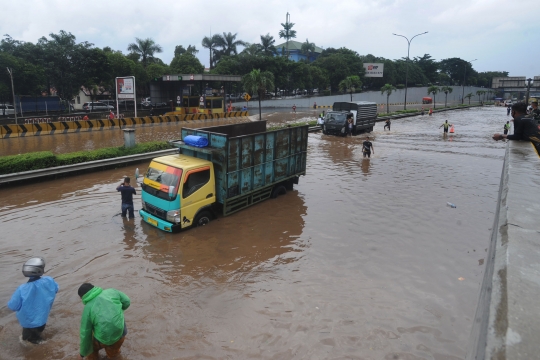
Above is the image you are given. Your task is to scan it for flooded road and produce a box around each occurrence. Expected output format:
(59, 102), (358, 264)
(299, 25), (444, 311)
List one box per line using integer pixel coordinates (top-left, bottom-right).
(0, 107), (508, 359)
(0, 118), (250, 156)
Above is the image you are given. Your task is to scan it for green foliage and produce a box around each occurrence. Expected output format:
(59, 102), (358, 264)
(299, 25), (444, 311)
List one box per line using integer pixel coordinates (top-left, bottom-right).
(0, 141), (170, 175)
(339, 75), (362, 101)
(243, 69), (275, 120)
(127, 37), (163, 68)
(170, 53), (204, 74)
(314, 48), (364, 91)
(396, 84), (405, 89)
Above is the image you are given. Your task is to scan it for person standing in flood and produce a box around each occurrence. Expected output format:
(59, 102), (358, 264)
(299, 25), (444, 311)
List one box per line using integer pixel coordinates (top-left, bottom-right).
(362, 137), (374, 158)
(347, 115), (353, 137)
(116, 177), (136, 218)
(439, 120), (452, 134)
(78, 283), (130, 360)
(504, 121), (511, 135)
(292, 104), (296, 113)
(384, 118), (391, 131)
(8, 257), (59, 345)
(507, 105), (511, 116)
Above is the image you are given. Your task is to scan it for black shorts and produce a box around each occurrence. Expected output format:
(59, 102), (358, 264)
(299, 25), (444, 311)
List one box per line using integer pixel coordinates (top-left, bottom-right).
(504, 130), (508, 134)
(444, 128), (448, 133)
(363, 151), (371, 158)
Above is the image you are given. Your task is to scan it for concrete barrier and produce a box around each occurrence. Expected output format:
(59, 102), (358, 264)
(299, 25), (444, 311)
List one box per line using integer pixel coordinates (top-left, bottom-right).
(467, 141), (540, 359)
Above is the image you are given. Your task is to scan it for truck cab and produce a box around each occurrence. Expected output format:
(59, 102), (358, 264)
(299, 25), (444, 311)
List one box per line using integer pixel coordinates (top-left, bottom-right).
(140, 154), (216, 232)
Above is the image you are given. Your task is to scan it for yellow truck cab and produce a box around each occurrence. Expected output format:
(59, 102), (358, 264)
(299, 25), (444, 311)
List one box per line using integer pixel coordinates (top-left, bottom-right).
(139, 121), (308, 232)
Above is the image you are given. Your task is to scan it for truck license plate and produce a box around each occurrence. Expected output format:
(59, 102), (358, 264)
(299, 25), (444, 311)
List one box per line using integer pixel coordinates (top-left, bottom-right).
(147, 217), (158, 227)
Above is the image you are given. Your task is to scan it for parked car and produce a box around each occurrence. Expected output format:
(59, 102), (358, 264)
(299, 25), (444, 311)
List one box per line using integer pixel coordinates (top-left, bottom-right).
(504, 100), (513, 106)
(82, 102), (114, 111)
(0, 104), (16, 115)
(100, 100), (116, 107)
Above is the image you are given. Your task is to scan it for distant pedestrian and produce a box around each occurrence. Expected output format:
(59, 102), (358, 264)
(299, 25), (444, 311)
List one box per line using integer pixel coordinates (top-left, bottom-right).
(109, 111), (114, 120)
(116, 177), (136, 218)
(503, 121), (511, 135)
(507, 105), (511, 116)
(421, 107), (425, 116)
(292, 104), (296, 113)
(347, 116), (353, 137)
(83, 115), (89, 121)
(439, 120), (452, 134)
(384, 119), (391, 131)
(8, 257), (59, 345)
(531, 101), (540, 120)
(362, 137), (374, 158)
(313, 102), (317, 109)
(78, 283), (130, 360)
(428, 108), (433, 116)
(317, 113), (325, 128)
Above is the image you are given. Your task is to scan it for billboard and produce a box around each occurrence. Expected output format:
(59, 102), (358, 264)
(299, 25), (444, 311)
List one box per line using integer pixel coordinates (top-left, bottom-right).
(117, 77), (135, 99)
(363, 63), (384, 77)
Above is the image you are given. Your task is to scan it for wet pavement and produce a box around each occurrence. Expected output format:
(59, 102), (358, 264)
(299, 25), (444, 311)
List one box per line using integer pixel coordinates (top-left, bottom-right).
(0, 107), (508, 359)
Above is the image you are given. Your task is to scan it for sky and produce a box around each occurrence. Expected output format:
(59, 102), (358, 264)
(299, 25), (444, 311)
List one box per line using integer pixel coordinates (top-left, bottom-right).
(2, 0), (538, 77)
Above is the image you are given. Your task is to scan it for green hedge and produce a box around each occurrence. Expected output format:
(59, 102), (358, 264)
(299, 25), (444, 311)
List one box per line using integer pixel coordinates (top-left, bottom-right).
(0, 141), (171, 175)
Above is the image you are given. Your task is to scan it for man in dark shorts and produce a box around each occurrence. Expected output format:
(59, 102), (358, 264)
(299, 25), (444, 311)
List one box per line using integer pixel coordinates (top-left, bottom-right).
(439, 120), (452, 134)
(116, 177), (136, 218)
(384, 119), (391, 131)
(503, 121), (511, 135)
(362, 137), (374, 158)
(493, 102), (540, 145)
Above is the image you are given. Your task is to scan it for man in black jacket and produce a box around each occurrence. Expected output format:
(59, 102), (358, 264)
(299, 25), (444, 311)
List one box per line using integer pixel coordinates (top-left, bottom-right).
(493, 102), (540, 144)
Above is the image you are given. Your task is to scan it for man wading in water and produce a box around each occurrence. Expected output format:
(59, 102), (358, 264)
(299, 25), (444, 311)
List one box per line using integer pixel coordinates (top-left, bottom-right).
(362, 137), (374, 158)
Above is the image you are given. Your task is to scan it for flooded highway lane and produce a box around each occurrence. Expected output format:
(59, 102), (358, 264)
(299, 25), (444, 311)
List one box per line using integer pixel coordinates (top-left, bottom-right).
(0, 107), (507, 359)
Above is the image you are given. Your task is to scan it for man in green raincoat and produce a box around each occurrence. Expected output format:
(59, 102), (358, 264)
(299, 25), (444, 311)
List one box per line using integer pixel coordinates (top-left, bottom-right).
(78, 283), (130, 359)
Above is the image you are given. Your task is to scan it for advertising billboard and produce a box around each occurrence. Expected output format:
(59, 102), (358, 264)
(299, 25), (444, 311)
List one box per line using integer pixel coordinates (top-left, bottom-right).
(363, 63), (384, 77)
(117, 77), (135, 99)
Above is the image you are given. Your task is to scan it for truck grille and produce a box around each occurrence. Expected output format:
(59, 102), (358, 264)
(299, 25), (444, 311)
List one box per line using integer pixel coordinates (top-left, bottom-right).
(145, 203), (166, 220)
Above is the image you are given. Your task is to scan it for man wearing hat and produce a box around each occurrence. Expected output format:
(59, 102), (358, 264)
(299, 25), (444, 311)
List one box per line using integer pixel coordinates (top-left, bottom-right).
(78, 283), (130, 359)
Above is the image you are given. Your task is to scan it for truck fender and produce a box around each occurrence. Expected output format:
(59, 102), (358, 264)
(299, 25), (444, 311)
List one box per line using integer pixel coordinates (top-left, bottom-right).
(193, 205), (217, 221)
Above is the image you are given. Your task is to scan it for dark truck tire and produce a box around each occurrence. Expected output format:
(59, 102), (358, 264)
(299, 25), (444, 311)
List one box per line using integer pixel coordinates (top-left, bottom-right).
(194, 211), (212, 227)
(271, 185), (287, 198)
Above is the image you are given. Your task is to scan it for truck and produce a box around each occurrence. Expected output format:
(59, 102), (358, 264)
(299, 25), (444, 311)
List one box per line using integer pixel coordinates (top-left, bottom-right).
(322, 101), (377, 136)
(139, 121), (308, 232)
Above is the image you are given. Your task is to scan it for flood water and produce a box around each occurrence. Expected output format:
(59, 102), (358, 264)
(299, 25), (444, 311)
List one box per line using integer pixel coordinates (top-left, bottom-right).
(0, 107), (508, 359)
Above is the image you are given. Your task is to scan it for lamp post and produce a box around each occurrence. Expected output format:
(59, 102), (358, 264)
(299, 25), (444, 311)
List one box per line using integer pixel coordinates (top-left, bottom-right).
(525, 78), (533, 106)
(461, 59), (477, 104)
(392, 31), (428, 110)
(6, 67), (17, 125)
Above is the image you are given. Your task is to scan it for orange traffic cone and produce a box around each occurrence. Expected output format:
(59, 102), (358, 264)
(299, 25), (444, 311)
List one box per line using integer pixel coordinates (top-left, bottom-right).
(449, 125), (455, 133)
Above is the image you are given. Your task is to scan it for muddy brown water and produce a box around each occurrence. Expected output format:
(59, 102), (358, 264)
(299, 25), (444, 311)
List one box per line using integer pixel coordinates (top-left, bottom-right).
(0, 107), (508, 359)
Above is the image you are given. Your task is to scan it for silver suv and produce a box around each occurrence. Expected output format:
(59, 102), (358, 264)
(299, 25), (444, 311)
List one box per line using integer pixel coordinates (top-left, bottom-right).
(83, 102), (114, 111)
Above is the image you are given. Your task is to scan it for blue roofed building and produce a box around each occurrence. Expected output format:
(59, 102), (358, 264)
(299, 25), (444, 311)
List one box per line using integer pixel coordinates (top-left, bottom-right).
(275, 40), (323, 63)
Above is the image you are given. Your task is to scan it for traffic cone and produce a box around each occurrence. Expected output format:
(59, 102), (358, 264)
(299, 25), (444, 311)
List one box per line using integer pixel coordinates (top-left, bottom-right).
(450, 125), (455, 133)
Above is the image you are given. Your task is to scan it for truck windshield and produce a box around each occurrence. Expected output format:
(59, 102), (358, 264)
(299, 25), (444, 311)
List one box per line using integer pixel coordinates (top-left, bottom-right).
(326, 113), (346, 123)
(143, 164), (182, 200)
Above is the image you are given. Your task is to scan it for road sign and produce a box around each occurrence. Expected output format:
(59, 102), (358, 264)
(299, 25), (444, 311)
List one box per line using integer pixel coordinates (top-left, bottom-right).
(244, 93), (251, 101)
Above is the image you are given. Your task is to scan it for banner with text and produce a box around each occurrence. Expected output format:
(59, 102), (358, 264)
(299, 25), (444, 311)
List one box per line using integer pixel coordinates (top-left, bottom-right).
(363, 63), (384, 77)
(117, 77), (135, 99)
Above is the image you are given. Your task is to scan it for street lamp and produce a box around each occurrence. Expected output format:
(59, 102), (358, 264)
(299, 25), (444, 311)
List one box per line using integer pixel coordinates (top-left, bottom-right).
(461, 59), (477, 104)
(392, 31), (428, 110)
(525, 78), (533, 106)
(6, 67), (17, 125)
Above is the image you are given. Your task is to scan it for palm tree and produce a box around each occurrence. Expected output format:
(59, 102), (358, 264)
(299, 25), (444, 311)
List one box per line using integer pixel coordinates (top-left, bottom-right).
(241, 43), (261, 56)
(216, 32), (246, 57)
(243, 69), (275, 120)
(201, 34), (221, 69)
(127, 38), (163, 68)
(380, 84), (396, 113)
(441, 86), (453, 108)
(278, 21), (297, 57)
(427, 85), (440, 109)
(259, 33), (277, 56)
(339, 76), (361, 102)
(300, 39), (315, 61)
(476, 90), (484, 104)
(465, 92), (473, 105)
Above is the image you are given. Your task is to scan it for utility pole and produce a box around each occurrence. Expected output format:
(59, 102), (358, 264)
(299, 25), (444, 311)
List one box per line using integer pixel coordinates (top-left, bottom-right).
(286, 12), (290, 58)
(525, 78), (533, 106)
(6, 67), (17, 125)
(461, 59), (477, 104)
(392, 32), (428, 110)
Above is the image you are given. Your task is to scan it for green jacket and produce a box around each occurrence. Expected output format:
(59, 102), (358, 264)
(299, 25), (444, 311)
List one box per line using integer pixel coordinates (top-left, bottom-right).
(79, 287), (130, 356)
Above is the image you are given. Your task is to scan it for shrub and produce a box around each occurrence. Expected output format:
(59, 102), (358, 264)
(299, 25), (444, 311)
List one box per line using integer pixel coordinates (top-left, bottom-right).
(323, 90), (331, 96)
(0, 152), (57, 175)
(396, 84), (405, 89)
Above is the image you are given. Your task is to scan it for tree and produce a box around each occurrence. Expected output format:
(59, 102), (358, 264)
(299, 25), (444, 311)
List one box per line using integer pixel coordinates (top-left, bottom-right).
(201, 34), (221, 70)
(313, 48), (364, 92)
(380, 84), (396, 113)
(476, 90), (485, 104)
(300, 39), (315, 60)
(427, 85), (440, 109)
(174, 45), (198, 57)
(242, 69), (274, 120)
(127, 38), (163, 68)
(170, 53), (204, 74)
(216, 32), (246, 59)
(278, 21), (297, 57)
(240, 43), (261, 57)
(259, 34), (277, 56)
(439, 58), (476, 85)
(339, 75), (361, 101)
(413, 54), (439, 84)
(465, 92), (473, 105)
(441, 86), (453, 108)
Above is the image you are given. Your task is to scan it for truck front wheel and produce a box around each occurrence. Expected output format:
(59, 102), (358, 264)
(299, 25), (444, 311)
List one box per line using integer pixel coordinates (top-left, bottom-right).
(271, 185), (287, 198)
(194, 211), (212, 227)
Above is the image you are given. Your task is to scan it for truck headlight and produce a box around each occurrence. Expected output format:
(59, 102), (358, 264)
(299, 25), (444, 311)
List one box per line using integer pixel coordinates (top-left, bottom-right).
(141, 199), (147, 211)
(166, 209), (181, 224)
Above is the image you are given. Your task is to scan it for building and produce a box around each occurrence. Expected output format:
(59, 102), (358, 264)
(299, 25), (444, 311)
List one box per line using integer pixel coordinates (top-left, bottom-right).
(275, 40), (323, 62)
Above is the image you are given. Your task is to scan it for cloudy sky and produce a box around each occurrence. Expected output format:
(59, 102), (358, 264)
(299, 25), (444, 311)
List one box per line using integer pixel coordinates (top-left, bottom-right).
(3, 0), (538, 77)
